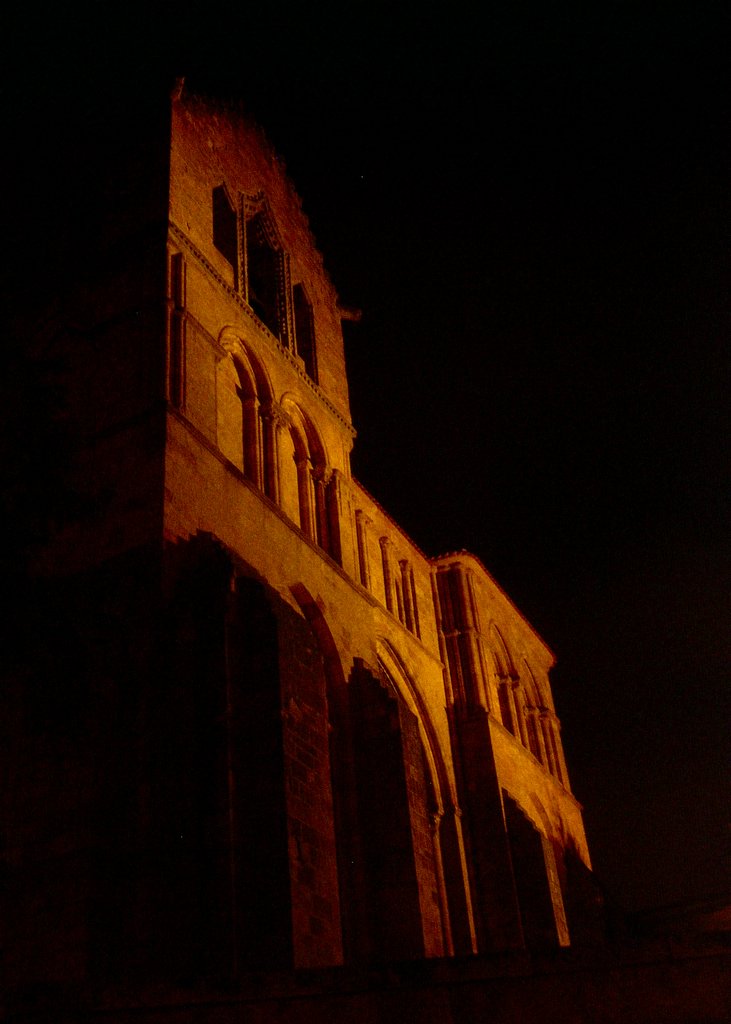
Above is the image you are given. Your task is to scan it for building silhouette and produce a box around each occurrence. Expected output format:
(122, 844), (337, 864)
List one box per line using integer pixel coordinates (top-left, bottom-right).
(6, 80), (727, 1023)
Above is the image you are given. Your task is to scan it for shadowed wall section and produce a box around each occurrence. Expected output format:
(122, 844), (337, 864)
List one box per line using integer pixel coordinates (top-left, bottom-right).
(155, 536), (343, 977)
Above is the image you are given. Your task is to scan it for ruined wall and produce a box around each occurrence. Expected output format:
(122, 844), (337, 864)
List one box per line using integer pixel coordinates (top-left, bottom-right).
(3, 82), (603, 1016)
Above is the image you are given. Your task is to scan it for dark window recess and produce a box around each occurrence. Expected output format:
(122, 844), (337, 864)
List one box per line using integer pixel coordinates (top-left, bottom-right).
(293, 284), (317, 381)
(212, 185), (239, 288)
(247, 214), (281, 337)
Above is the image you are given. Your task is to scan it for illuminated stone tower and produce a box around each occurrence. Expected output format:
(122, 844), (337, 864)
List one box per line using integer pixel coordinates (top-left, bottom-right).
(3, 82), (598, 999)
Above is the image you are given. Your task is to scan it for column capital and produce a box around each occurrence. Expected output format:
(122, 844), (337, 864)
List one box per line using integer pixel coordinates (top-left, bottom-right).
(310, 462), (329, 483)
(261, 400), (287, 429)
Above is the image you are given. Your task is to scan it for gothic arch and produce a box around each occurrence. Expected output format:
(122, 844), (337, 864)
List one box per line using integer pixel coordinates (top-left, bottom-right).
(376, 638), (452, 813)
(218, 328), (278, 493)
(489, 624), (527, 741)
(520, 659), (544, 763)
(279, 394), (326, 464)
(375, 638), (471, 956)
(279, 394), (330, 548)
(522, 658), (564, 781)
(502, 790), (571, 948)
(342, 643), (450, 958)
(488, 624), (516, 679)
(219, 327), (275, 403)
(289, 583), (346, 692)
(289, 584), (361, 961)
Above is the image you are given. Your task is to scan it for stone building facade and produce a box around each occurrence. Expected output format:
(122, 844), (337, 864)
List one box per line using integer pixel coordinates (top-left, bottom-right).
(3, 83), (599, 1002)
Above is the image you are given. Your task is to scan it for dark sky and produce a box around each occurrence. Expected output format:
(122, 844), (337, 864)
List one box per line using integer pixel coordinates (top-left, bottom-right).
(8, 2), (729, 912)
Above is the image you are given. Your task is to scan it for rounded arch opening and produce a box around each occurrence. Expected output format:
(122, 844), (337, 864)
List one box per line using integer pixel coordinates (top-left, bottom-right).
(218, 329), (277, 491)
(279, 394), (330, 548)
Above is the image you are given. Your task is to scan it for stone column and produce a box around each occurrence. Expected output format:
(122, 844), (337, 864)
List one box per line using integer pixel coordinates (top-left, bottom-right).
(260, 402), (282, 504)
(295, 453), (316, 541)
(399, 559), (415, 632)
(355, 510), (371, 589)
(429, 810), (454, 956)
(379, 536), (395, 613)
(438, 804), (478, 954)
(453, 566), (487, 709)
(547, 712), (570, 787)
(325, 471), (343, 565)
(241, 395), (263, 488)
(311, 464), (328, 550)
(409, 563), (421, 639)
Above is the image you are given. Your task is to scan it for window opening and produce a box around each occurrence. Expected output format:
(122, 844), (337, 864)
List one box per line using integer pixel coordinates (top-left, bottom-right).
(212, 185), (239, 288)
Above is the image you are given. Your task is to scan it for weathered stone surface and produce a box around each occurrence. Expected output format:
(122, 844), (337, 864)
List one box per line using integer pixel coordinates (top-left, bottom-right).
(6, 80), (673, 1023)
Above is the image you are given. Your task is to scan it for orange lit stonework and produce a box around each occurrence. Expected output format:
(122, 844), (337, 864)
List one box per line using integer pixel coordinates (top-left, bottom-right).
(160, 86), (595, 964)
(3, 84), (602, 996)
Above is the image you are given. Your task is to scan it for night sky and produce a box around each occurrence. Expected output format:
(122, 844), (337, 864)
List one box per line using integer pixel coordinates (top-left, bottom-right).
(7, 3), (729, 913)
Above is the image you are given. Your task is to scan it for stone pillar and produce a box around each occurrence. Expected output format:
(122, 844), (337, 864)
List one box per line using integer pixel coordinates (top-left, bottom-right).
(548, 713), (570, 788)
(295, 454), (316, 541)
(438, 804), (478, 954)
(429, 810), (454, 956)
(325, 471), (343, 565)
(311, 464), (328, 551)
(241, 395), (263, 488)
(399, 559), (415, 632)
(261, 402), (282, 504)
(355, 511), (371, 590)
(434, 564), (490, 710)
(453, 566), (487, 708)
(409, 563), (421, 639)
(379, 536), (394, 613)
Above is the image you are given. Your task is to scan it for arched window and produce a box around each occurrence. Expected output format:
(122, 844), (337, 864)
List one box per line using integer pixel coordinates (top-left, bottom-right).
(489, 625), (524, 739)
(218, 329), (275, 498)
(277, 398), (333, 554)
